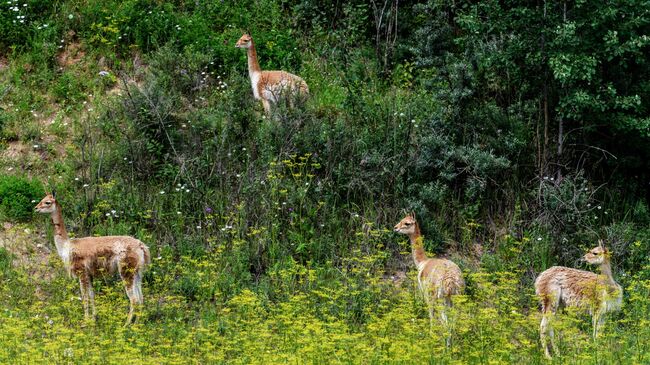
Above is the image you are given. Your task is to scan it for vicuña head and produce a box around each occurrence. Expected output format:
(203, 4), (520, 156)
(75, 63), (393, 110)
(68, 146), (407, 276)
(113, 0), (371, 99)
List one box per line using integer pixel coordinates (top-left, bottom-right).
(583, 241), (609, 265)
(394, 211), (464, 346)
(234, 33), (253, 49)
(535, 239), (622, 359)
(34, 193), (57, 213)
(393, 212), (418, 235)
(235, 32), (309, 114)
(35, 192), (151, 325)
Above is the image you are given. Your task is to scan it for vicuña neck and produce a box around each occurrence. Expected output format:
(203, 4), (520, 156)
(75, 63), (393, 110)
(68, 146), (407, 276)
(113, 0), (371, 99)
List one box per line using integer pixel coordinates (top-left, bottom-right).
(409, 223), (428, 266)
(247, 41), (262, 76)
(50, 205), (71, 266)
(599, 258), (616, 286)
(51, 206), (69, 240)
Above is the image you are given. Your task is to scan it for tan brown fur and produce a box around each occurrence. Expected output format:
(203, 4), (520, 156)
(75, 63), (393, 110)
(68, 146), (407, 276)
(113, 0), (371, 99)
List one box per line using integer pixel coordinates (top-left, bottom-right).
(534, 241), (622, 358)
(35, 194), (150, 325)
(394, 212), (464, 344)
(235, 33), (309, 114)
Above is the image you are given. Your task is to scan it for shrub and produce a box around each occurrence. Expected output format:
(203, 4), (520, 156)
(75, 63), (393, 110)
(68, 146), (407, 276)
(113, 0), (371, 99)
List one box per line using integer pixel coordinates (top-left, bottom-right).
(0, 107), (6, 139)
(0, 175), (43, 222)
(0, 247), (11, 274)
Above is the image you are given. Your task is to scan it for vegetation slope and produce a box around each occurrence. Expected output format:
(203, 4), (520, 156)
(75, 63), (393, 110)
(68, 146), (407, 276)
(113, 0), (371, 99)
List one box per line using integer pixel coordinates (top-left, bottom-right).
(0, 0), (649, 363)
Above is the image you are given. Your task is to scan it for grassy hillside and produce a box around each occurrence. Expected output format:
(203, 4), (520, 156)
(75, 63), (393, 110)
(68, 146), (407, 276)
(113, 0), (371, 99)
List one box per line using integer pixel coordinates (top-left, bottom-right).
(0, 0), (649, 363)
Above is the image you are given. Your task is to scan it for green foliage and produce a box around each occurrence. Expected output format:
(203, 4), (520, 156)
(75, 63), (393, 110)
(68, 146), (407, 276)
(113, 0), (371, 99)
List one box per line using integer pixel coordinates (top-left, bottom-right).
(0, 175), (42, 221)
(0, 247), (12, 274)
(0, 107), (6, 139)
(0, 0), (649, 363)
(0, 259), (648, 363)
(0, 0), (55, 50)
(52, 71), (88, 106)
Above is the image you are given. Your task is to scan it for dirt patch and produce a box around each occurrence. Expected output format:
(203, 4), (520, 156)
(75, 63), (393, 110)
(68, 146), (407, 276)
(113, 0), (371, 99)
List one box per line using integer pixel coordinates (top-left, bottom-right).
(107, 75), (145, 98)
(107, 82), (125, 97)
(0, 223), (56, 294)
(1, 111), (69, 162)
(2, 141), (29, 160)
(0, 56), (8, 71)
(0, 139), (59, 173)
(57, 41), (85, 68)
(1, 140), (46, 161)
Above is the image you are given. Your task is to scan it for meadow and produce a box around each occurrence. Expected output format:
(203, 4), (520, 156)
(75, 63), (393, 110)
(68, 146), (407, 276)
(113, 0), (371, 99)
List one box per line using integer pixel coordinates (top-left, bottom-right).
(0, 0), (649, 363)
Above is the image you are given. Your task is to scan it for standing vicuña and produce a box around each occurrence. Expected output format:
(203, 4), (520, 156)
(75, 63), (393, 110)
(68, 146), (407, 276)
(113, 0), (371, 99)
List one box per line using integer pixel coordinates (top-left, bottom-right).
(235, 32), (309, 114)
(35, 193), (150, 325)
(394, 212), (465, 339)
(535, 240), (622, 358)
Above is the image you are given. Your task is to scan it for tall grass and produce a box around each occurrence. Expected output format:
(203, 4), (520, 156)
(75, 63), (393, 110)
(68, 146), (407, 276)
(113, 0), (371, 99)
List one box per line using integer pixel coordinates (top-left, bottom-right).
(1, 1), (649, 363)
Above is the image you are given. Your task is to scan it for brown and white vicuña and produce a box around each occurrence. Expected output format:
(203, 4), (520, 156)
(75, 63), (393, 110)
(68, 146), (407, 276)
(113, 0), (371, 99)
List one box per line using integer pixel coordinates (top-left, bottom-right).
(394, 212), (465, 344)
(35, 193), (150, 325)
(235, 32), (309, 114)
(534, 239), (622, 359)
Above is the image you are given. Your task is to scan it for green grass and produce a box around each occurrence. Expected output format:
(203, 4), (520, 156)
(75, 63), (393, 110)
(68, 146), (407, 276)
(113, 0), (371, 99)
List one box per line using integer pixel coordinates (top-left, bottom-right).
(0, 252), (648, 363)
(0, 0), (649, 363)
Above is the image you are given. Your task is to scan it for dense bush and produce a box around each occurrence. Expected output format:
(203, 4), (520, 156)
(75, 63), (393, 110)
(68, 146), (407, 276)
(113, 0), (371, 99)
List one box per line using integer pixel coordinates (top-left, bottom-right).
(0, 175), (42, 221)
(0, 0), (648, 363)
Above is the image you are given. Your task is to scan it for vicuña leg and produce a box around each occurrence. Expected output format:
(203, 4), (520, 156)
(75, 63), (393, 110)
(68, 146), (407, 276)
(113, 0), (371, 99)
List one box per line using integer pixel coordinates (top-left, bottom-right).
(592, 309), (605, 339)
(442, 297), (453, 347)
(120, 261), (139, 325)
(421, 287), (435, 332)
(439, 305), (448, 325)
(132, 271), (144, 323)
(78, 275), (92, 321)
(87, 278), (97, 319)
(262, 99), (271, 115)
(549, 315), (559, 355)
(134, 271), (144, 304)
(124, 283), (137, 326)
(540, 313), (552, 359)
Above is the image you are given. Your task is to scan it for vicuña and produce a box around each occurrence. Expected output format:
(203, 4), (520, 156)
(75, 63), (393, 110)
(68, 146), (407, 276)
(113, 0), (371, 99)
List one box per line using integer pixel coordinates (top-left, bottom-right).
(35, 193), (150, 325)
(235, 32), (309, 114)
(394, 212), (465, 344)
(535, 240), (622, 358)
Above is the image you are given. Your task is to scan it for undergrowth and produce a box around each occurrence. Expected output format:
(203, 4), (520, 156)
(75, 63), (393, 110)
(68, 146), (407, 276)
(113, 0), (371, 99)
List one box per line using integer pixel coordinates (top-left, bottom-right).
(0, 0), (649, 363)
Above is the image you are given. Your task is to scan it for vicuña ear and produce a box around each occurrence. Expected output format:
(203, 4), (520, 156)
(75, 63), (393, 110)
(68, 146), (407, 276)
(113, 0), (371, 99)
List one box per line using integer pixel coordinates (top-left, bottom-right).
(598, 239), (604, 249)
(410, 211), (416, 220)
(51, 189), (56, 198)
